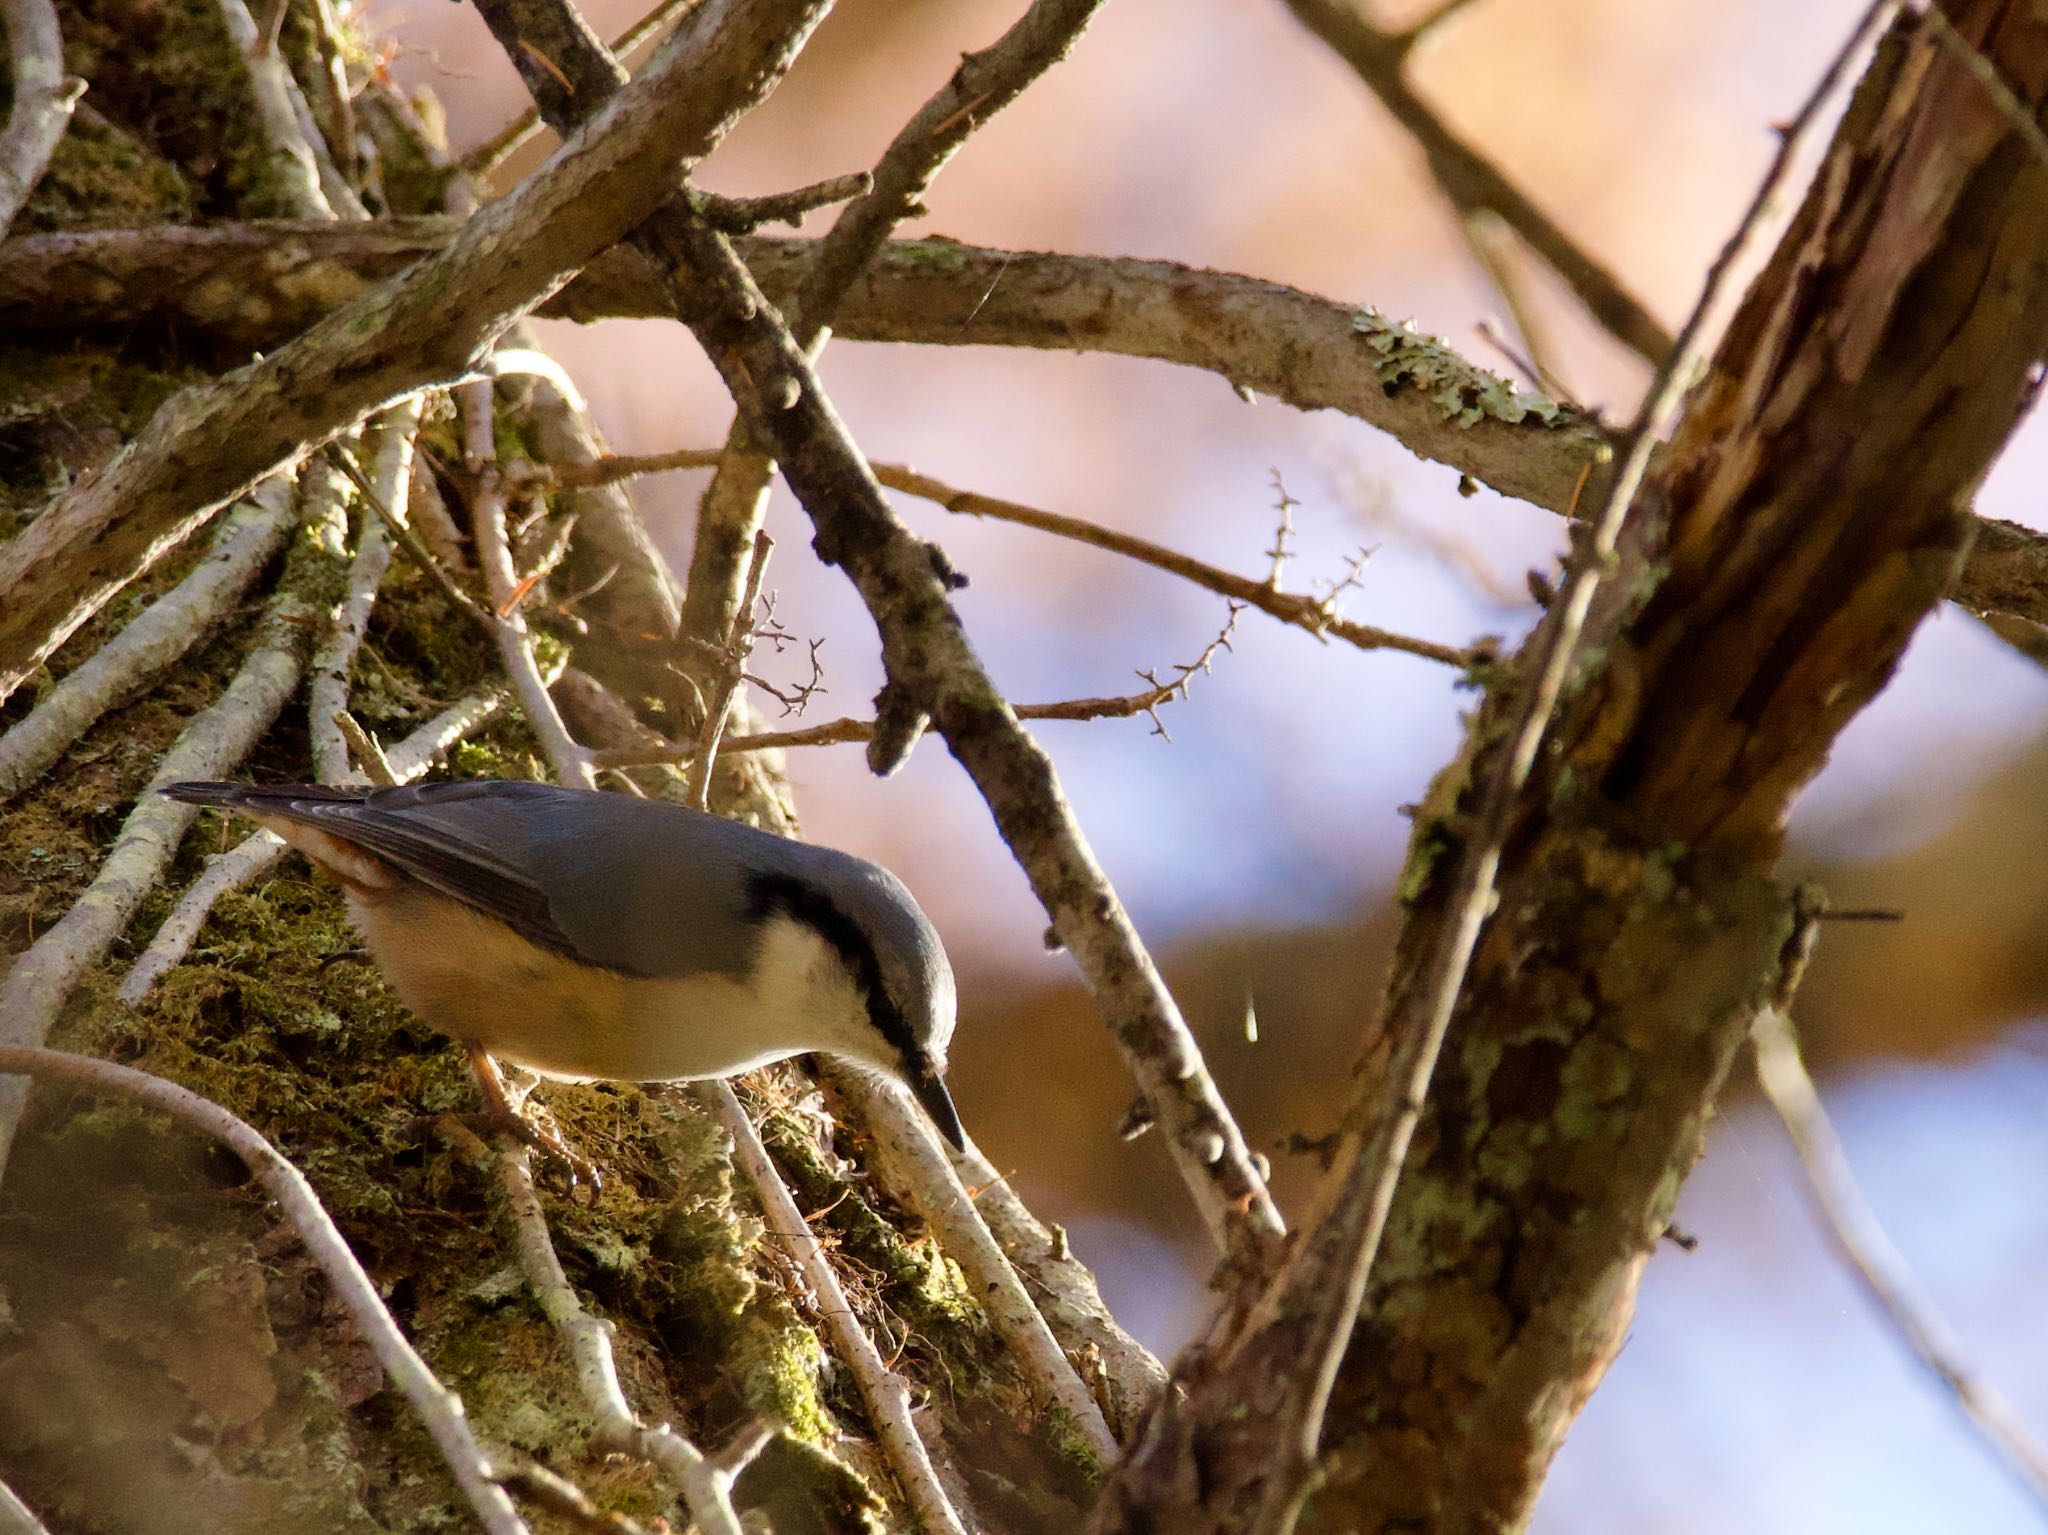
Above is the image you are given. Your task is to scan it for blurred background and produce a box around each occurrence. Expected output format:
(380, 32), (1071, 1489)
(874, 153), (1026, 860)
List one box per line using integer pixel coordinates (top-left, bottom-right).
(381, 0), (2048, 1528)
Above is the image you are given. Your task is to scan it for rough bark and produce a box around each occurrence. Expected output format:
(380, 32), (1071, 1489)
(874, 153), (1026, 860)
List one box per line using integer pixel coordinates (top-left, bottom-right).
(1097, 5), (2048, 1532)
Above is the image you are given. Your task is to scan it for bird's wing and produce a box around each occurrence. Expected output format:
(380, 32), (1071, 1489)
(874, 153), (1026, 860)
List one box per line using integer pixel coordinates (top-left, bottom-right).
(165, 780), (778, 979)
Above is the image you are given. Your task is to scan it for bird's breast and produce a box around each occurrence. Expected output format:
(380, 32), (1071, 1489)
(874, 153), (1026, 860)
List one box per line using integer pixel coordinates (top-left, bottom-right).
(347, 884), (875, 1083)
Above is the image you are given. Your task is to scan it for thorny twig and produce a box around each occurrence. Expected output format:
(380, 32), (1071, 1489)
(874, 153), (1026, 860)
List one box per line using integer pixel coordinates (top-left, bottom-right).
(0, 1046), (532, 1535)
(688, 531), (773, 811)
(590, 613), (1241, 769)
(535, 449), (1474, 665)
(674, 0), (1112, 724)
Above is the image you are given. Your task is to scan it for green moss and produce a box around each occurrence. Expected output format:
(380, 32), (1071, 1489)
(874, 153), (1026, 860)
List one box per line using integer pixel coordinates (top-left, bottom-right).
(16, 109), (195, 231)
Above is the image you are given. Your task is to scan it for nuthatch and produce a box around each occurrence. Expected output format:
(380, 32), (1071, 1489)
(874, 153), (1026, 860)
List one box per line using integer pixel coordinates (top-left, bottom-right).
(161, 780), (964, 1151)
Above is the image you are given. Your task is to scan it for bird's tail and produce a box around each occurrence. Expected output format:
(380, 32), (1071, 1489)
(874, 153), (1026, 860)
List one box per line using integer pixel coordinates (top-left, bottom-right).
(158, 782), (391, 890)
(160, 781), (368, 810)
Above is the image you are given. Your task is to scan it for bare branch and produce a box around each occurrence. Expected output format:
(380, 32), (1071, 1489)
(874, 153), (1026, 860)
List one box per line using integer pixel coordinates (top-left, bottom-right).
(589, 633), (1239, 768)
(0, 0), (84, 238)
(825, 1065), (1121, 1460)
(462, 0), (699, 179)
(1753, 915), (2048, 1512)
(696, 169), (874, 232)
(0, 1046), (533, 1535)
(674, 0), (1110, 734)
(537, 448), (1472, 664)
(706, 1082), (971, 1535)
(1281, 0), (1670, 363)
(310, 402), (422, 782)
(0, 0), (832, 704)
(889, 463), (1472, 666)
(487, 1134), (757, 1535)
(464, 384), (599, 790)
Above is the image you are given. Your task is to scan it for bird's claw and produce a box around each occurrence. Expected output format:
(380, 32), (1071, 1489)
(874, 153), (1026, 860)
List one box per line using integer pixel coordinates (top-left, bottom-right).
(478, 1100), (604, 1197)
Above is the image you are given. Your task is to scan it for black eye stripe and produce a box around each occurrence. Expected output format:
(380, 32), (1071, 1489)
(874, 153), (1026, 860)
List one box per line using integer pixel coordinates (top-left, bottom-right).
(745, 872), (921, 1065)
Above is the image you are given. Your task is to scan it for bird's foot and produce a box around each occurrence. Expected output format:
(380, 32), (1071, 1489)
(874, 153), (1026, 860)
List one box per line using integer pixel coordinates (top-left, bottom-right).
(461, 1045), (604, 1196)
(477, 1098), (603, 1195)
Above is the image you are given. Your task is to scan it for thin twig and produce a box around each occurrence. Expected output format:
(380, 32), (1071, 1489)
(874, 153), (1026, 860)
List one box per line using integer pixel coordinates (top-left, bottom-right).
(674, 0), (1110, 728)
(1, 1047), (532, 1535)
(462, 0), (700, 178)
(1396, 0), (1489, 54)
(330, 441), (493, 624)
(490, 1137), (760, 1535)
(708, 1083), (970, 1535)
(0, 0), (84, 239)
(891, 463), (1469, 666)
(0, 485), (296, 802)
(688, 531), (773, 810)
(696, 170), (875, 232)
(310, 401), (422, 782)
(117, 683), (515, 1004)
(1283, 0), (1670, 364)
(496, 1463), (656, 1535)
(825, 1065), (1120, 1460)
(589, 620), (1239, 768)
(462, 382), (598, 789)
(1753, 1007), (2048, 1510)
(0, 1476), (52, 1535)
(336, 708), (399, 786)
(1461, 209), (1573, 404)
(550, 449), (1469, 664)
(1239, 7), (1906, 1531)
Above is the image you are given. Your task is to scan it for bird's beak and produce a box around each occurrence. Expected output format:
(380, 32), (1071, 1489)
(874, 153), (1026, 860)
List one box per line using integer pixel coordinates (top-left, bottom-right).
(908, 1059), (965, 1152)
